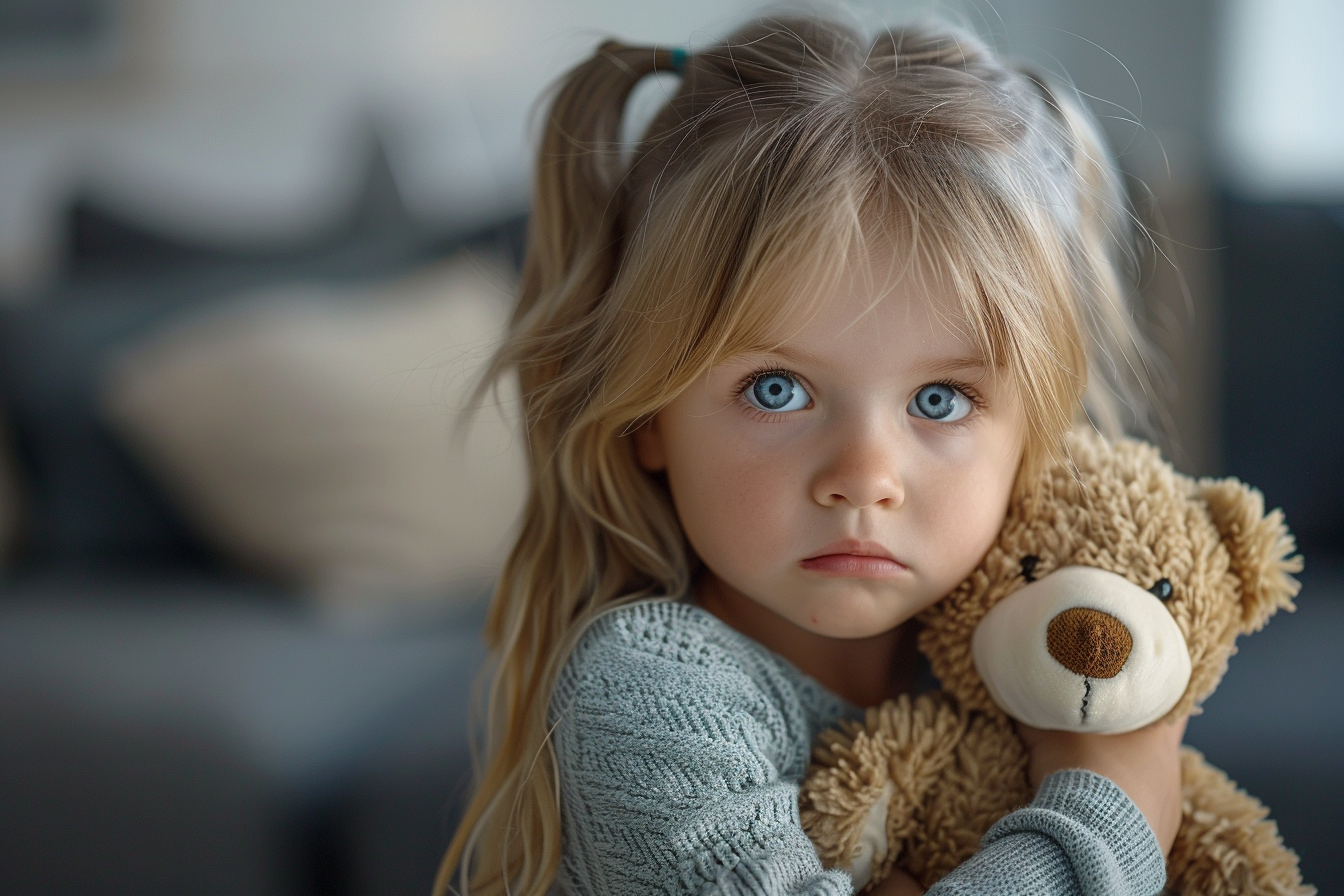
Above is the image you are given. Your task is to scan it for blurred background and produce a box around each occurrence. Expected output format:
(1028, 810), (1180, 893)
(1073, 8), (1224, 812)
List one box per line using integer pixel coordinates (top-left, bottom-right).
(0, 0), (1340, 894)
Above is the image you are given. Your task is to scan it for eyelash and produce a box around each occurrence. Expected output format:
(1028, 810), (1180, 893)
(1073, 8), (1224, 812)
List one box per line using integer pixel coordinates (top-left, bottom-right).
(922, 378), (988, 424)
(732, 367), (987, 424)
(924, 376), (989, 411)
(734, 366), (805, 422)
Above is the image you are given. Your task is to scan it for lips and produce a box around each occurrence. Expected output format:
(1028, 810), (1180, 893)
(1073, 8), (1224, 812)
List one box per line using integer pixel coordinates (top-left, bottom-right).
(806, 539), (896, 561)
(800, 540), (907, 577)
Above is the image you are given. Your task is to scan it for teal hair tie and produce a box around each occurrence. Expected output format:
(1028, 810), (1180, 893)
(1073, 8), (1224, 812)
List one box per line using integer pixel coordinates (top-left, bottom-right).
(669, 46), (688, 73)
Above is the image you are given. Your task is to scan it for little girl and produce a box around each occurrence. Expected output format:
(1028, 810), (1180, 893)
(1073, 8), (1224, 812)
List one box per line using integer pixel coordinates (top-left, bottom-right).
(440, 15), (1185, 896)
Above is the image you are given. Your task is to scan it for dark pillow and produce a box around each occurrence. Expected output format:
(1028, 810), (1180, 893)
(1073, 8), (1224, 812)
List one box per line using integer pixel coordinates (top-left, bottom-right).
(0, 273), (242, 571)
(0, 197), (525, 574)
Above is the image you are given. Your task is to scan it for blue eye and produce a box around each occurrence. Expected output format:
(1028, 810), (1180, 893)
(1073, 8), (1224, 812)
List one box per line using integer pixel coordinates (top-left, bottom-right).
(746, 372), (810, 413)
(908, 383), (972, 422)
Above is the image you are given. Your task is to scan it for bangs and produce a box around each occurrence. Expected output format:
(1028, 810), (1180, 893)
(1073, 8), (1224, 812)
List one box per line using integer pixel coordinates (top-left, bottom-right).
(859, 148), (1089, 475)
(601, 129), (874, 416)
(711, 190), (868, 361)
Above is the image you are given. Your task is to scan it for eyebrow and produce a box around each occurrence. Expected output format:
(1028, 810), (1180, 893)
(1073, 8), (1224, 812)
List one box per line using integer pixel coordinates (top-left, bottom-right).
(763, 344), (825, 367)
(760, 345), (988, 377)
(919, 356), (990, 376)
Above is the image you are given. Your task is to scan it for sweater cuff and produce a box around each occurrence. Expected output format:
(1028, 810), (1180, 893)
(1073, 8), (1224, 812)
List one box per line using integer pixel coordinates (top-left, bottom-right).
(984, 769), (1166, 896)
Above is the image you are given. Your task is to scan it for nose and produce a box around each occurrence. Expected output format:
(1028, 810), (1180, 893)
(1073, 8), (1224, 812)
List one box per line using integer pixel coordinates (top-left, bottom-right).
(1046, 607), (1133, 679)
(810, 425), (905, 509)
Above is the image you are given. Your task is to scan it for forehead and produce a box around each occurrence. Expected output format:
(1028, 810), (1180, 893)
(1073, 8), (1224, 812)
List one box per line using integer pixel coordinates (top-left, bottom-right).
(734, 234), (986, 372)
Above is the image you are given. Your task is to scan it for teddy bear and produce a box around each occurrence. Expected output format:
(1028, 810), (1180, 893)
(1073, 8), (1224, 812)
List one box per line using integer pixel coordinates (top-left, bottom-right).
(799, 428), (1313, 895)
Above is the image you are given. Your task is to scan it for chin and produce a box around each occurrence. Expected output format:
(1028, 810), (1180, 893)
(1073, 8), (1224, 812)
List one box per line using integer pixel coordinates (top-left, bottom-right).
(791, 599), (904, 641)
(827, 621), (904, 640)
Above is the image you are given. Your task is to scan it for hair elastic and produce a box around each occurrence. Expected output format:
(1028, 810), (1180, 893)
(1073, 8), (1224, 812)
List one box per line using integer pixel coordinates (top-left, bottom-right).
(669, 46), (688, 73)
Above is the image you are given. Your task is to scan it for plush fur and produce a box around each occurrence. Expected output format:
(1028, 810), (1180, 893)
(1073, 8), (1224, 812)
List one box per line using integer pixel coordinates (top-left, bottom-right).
(800, 429), (1313, 895)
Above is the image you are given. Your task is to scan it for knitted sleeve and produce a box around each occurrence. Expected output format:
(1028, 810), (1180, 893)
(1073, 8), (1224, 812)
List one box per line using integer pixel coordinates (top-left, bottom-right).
(929, 768), (1167, 896)
(550, 603), (853, 896)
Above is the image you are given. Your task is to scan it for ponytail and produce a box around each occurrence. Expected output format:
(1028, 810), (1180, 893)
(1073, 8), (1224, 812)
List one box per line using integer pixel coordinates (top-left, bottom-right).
(435, 40), (678, 896)
(518, 42), (677, 331)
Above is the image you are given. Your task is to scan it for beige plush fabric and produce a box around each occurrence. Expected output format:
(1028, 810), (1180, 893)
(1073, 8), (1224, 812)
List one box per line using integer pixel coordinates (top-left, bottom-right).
(101, 253), (525, 617)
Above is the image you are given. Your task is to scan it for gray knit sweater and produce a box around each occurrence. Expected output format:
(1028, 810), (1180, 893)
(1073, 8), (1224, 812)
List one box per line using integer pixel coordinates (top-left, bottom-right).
(550, 599), (1165, 896)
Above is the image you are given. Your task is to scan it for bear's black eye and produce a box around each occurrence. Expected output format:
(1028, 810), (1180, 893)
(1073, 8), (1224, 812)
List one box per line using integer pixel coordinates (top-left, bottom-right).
(1150, 578), (1173, 601)
(1020, 555), (1041, 583)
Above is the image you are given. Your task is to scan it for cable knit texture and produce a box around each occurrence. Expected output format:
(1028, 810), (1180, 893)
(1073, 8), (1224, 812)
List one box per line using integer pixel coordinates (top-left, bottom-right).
(550, 599), (1165, 895)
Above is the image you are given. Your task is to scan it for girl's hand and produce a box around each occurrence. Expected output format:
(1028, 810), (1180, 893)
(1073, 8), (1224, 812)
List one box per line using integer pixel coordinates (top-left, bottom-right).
(1015, 715), (1188, 855)
(865, 867), (925, 896)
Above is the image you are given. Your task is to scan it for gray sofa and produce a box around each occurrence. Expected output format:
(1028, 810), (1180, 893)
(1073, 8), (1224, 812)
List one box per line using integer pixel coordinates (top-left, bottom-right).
(0, 574), (487, 896)
(0, 195), (516, 896)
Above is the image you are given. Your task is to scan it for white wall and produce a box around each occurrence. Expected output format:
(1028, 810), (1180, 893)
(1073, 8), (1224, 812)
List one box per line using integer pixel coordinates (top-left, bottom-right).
(0, 0), (767, 294)
(1217, 0), (1344, 199)
(9, 0), (1327, 296)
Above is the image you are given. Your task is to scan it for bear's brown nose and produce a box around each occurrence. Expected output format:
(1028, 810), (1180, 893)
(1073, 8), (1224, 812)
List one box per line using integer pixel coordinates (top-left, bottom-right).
(1046, 608), (1133, 679)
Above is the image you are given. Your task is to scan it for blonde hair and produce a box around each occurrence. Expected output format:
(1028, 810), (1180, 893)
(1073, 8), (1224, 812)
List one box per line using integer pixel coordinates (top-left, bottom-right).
(437, 16), (1151, 896)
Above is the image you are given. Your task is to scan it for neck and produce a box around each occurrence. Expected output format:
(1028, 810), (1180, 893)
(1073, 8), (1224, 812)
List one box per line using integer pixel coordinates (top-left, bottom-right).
(695, 575), (918, 707)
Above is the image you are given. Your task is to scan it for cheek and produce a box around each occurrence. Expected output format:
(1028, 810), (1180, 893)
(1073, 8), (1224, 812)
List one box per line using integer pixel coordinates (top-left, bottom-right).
(953, 478), (1013, 550)
(916, 443), (1021, 576)
(666, 439), (799, 566)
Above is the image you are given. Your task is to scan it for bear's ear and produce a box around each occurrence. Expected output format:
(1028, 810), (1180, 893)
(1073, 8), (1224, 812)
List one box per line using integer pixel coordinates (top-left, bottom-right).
(1197, 477), (1303, 634)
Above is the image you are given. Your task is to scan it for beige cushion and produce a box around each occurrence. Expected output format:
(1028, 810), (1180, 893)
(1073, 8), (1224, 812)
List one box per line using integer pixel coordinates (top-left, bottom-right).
(101, 253), (525, 618)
